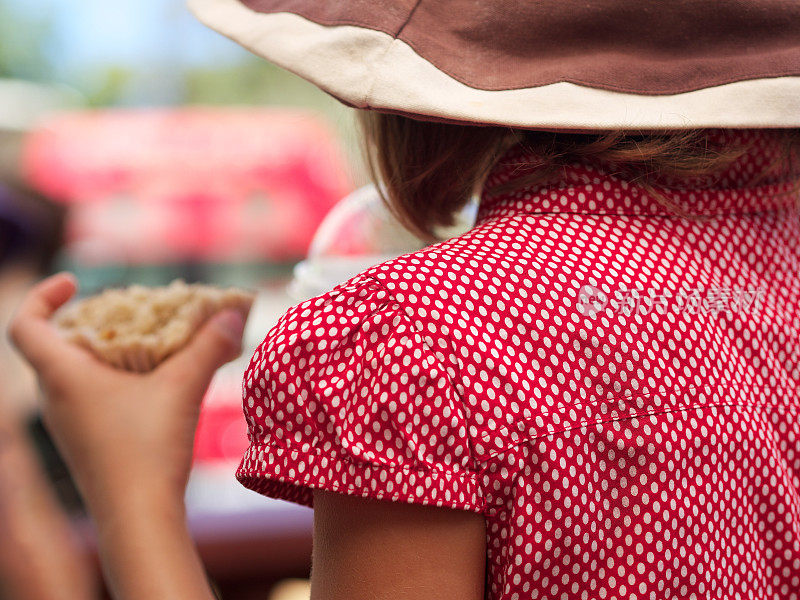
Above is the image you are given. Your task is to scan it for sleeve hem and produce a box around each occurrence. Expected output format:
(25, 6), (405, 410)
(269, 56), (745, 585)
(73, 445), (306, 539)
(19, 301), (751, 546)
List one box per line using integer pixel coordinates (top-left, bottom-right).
(236, 442), (485, 514)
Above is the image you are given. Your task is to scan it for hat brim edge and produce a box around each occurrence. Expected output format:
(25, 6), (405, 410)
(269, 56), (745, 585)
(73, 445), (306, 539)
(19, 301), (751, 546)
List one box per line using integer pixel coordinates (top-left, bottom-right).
(188, 0), (800, 130)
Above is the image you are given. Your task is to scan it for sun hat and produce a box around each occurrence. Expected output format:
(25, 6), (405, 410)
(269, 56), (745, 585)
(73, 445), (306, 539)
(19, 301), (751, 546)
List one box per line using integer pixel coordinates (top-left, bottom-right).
(188, 0), (800, 130)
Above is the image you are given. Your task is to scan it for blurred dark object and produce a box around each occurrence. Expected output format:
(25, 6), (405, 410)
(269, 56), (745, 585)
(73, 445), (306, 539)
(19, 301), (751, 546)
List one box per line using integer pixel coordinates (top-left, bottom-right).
(0, 181), (67, 420)
(0, 150), (78, 515)
(0, 181), (66, 272)
(0, 183), (80, 517)
(0, 80), (74, 273)
(26, 415), (85, 516)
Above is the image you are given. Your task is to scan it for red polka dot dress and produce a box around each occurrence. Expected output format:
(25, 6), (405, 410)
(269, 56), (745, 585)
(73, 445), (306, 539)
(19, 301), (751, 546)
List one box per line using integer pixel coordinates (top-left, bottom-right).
(238, 129), (800, 599)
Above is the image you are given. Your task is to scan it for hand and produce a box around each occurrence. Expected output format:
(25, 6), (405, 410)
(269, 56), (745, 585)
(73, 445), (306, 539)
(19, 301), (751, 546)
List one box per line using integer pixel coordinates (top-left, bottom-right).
(7, 273), (246, 516)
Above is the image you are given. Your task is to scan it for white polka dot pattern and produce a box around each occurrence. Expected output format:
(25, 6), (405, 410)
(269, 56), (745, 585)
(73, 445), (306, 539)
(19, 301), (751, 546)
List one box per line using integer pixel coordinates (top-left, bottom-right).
(238, 129), (800, 599)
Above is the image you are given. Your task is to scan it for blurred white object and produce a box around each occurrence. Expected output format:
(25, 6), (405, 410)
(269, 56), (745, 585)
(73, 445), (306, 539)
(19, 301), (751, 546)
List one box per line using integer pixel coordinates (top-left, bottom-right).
(0, 79), (81, 183)
(0, 79), (81, 133)
(269, 579), (311, 600)
(289, 184), (476, 301)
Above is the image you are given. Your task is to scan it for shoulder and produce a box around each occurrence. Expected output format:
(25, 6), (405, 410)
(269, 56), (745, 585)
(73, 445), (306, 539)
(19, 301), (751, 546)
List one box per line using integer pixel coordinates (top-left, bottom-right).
(246, 272), (413, 384)
(238, 269), (482, 512)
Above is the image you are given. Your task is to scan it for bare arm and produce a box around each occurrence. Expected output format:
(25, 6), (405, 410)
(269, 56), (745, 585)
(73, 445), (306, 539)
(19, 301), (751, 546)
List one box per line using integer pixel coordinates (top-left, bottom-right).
(0, 424), (210, 600)
(87, 491), (214, 600)
(10, 275), (486, 600)
(312, 490), (486, 600)
(8, 274), (243, 600)
(0, 414), (98, 600)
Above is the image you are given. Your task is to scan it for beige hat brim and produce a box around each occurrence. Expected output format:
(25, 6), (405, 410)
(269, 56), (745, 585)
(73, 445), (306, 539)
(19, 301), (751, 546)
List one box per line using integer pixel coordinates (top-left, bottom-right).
(189, 0), (800, 130)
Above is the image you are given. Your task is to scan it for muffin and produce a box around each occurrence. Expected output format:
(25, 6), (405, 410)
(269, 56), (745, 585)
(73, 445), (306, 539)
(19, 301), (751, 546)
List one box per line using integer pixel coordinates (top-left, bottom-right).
(54, 280), (255, 372)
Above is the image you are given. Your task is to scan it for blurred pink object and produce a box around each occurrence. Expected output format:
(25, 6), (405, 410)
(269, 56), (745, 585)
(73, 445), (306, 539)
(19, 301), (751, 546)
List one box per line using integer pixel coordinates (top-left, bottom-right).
(22, 108), (353, 263)
(193, 367), (252, 466)
(193, 401), (249, 466)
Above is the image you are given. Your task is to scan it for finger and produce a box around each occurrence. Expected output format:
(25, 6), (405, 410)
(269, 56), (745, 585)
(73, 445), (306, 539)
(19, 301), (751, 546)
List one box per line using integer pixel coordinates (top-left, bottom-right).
(8, 273), (78, 369)
(16, 272), (77, 320)
(158, 309), (246, 399)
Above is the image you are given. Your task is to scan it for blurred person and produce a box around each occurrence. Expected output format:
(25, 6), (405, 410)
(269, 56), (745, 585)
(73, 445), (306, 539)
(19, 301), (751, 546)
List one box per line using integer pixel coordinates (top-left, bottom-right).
(0, 182), (65, 418)
(0, 400), (97, 600)
(8, 2), (800, 600)
(0, 182), (97, 599)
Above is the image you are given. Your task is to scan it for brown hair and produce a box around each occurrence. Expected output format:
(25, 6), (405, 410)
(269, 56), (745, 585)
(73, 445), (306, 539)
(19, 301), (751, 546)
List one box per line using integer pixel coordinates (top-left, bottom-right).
(360, 112), (800, 241)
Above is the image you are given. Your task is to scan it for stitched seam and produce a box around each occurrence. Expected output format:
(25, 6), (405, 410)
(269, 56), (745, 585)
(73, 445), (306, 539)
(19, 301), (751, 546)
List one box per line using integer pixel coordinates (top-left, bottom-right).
(238, 475), (484, 514)
(474, 206), (800, 223)
(361, 0), (423, 108)
(364, 34), (800, 95)
(393, 0), (423, 37)
(479, 163), (800, 218)
(482, 154), (800, 193)
(478, 191), (800, 220)
(480, 400), (800, 474)
(476, 398), (800, 512)
(239, 2), (800, 95)
(473, 208), (798, 231)
(478, 384), (800, 463)
(241, 439), (481, 491)
(477, 384), (705, 446)
(239, 474), (485, 513)
(479, 373), (795, 445)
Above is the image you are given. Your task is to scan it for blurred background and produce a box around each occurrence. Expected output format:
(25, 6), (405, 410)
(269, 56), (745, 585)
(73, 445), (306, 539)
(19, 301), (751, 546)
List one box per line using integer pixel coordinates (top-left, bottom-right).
(0, 1), (455, 598)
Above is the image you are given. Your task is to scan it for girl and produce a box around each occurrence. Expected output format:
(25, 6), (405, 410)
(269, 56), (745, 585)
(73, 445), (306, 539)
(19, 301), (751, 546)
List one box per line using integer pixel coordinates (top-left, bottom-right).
(10, 1), (800, 598)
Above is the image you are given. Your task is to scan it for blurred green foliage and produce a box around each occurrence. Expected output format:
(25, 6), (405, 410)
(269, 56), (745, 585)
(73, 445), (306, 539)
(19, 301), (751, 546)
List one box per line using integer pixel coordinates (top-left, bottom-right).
(185, 58), (330, 110)
(0, 2), (53, 80)
(81, 67), (136, 107)
(0, 2), (351, 120)
(0, 1), (364, 175)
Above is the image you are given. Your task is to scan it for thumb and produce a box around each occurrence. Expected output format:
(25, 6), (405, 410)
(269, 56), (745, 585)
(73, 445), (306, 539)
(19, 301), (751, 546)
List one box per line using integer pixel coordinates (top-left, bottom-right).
(159, 310), (246, 395)
(8, 272), (78, 370)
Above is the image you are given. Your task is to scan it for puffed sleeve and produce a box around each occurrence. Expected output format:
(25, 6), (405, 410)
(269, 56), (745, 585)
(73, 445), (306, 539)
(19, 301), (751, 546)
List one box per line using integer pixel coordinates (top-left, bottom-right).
(236, 274), (482, 512)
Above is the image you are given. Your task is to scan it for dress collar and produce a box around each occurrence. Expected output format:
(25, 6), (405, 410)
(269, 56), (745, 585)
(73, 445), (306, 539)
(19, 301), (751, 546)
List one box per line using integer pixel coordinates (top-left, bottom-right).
(476, 129), (798, 226)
